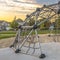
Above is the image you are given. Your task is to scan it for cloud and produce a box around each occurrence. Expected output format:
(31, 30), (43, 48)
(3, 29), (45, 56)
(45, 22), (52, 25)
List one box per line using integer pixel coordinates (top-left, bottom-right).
(0, 0), (41, 13)
(18, 0), (36, 3)
(13, 0), (36, 3)
(0, 0), (42, 21)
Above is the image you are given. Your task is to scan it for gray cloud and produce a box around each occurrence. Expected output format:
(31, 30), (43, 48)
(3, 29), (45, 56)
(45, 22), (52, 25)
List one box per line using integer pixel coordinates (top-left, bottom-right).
(0, 0), (41, 14)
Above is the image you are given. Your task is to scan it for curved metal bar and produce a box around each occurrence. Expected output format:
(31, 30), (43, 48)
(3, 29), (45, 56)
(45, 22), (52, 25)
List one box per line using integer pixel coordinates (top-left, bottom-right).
(18, 29), (33, 49)
(37, 13), (56, 27)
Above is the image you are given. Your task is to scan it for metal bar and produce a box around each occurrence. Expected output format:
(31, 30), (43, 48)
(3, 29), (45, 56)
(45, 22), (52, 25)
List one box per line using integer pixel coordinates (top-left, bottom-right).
(21, 26), (33, 29)
(12, 29), (20, 45)
(20, 6), (45, 26)
(35, 29), (42, 54)
(18, 29), (33, 49)
(17, 29), (21, 49)
(32, 34), (35, 54)
(37, 14), (56, 27)
(23, 46), (40, 49)
(26, 42), (30, 54)
(25, 37), (31, 54)
(21, 11), (37, 26)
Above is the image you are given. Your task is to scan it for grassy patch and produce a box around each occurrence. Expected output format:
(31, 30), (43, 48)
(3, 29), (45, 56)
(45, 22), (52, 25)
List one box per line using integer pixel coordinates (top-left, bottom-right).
(0, 34), (16, 39)
(21, 30), (60, 35)
(0, 31), (16, 34)
(0, 30), (60, 39)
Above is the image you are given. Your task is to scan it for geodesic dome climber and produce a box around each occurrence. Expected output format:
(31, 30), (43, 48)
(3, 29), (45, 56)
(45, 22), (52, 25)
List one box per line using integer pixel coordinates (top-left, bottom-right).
(10, 1), (60, 59)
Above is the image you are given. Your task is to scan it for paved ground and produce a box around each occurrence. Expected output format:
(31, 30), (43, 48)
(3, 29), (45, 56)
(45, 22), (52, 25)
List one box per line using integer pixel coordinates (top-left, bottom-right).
(0, 37), (15, 48)
(0, 42), (60, 60)
(0, 34), (60, 48)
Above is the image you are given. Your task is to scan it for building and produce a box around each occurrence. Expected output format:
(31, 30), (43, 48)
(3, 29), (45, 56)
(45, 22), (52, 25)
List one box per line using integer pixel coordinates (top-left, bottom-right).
(0, 20), (10, 31)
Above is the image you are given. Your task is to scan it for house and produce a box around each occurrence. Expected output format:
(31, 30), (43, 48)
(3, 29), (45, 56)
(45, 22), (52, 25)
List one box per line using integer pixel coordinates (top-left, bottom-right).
(0, 20), (10, 31)
(0, 25), (1, 31)
(0, 21), (3, 31)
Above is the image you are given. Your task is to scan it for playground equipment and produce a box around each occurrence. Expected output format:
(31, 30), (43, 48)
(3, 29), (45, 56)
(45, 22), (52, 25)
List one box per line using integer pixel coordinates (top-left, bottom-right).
(10, 1), (60, 59)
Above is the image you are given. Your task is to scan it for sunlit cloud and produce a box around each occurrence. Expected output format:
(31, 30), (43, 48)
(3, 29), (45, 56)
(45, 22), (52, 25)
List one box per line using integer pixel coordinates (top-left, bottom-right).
(0, 0), (42, 22)
(13, 0), (36, 3)
(0, 0), (42, 13)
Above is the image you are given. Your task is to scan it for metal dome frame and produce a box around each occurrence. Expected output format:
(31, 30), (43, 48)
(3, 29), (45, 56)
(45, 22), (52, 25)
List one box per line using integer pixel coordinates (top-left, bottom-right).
(10, 1), (60, 59)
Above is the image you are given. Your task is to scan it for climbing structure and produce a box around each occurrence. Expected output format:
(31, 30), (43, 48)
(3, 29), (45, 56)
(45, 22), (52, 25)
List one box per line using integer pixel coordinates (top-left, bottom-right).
(10, 1), (60, 59)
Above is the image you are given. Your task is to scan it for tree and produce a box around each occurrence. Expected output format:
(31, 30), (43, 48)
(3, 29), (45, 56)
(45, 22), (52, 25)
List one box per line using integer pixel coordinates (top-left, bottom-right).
(28, 18), (35, 26)
(55, 16), (60, 29)
(10, 20), (19, 30)
(38, 18), (51, 30)
(44, 21), (51, 29)
(16, 18), (23, 25)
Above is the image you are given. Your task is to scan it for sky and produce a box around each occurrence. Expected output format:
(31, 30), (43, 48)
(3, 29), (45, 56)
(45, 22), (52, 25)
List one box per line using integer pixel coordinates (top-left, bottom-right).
(37, 0), (58, 4)
(0, 0), (59, 22)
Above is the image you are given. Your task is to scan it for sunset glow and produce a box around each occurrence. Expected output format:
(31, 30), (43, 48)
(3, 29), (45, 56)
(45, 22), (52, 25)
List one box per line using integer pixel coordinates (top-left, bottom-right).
(0, 0), (42, 22)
